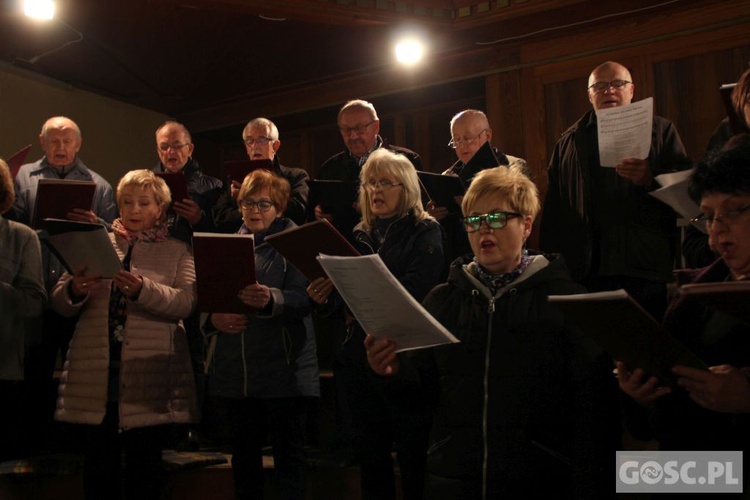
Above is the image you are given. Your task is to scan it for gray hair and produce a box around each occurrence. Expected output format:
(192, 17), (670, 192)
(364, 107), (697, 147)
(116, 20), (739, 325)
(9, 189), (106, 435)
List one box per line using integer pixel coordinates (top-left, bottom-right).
(338, 100), (379, 125)
(242, 117), (279, 141)
(156, 120), (192, 143)
(41, 116), (81, 139)
(450, 109), (489, 131)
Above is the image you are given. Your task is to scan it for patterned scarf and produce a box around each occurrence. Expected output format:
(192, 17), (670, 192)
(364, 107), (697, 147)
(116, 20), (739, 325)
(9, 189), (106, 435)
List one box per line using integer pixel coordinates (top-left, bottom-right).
(473, 255), (532, 296)
(108, 218), (169, 362)
(111, 218), (169, 244)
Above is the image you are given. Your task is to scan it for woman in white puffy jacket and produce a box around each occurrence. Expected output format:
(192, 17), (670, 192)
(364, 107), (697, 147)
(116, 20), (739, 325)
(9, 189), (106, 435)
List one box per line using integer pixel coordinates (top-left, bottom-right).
(52, 169), (197, 500)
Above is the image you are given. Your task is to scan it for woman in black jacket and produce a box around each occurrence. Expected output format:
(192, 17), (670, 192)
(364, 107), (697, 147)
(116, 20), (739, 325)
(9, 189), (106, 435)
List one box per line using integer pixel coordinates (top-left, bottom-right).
(308, 148), (444, 500)
(367, 166), (619, 499)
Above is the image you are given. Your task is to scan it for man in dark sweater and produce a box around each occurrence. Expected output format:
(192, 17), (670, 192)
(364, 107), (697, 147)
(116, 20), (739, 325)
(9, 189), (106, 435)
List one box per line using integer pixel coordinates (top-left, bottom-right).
(312, 99), (421, 240)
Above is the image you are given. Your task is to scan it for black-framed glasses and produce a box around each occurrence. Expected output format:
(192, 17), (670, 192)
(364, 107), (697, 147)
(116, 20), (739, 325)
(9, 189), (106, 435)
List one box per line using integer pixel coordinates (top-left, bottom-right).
(362, 179), (403, 191)
(448, 129), (488, 149)
(158, 142), (190, 152)
(339, 120), (376, 136)
(587, 80), (632, 93)
(462, 211), (523, 233)
(239, 199), (275, 212)
(691, 204), (750, 228)
(244, 136), (274, 147)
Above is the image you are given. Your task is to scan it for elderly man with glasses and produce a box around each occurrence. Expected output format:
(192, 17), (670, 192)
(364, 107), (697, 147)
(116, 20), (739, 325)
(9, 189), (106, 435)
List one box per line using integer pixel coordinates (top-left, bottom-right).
(311, 99), (421, 240)
(540, 60), (692, 320)
(429, 109), (527, 278)
(213, 117), (310, 232)
(153, 120), (223, 243)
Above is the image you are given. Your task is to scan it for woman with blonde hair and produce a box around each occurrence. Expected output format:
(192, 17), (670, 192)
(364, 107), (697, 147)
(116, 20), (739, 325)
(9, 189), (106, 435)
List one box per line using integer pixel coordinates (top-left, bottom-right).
(367, 165), (617, 498)
(308, 148), (444, 499)
(52, 169), (197, 500)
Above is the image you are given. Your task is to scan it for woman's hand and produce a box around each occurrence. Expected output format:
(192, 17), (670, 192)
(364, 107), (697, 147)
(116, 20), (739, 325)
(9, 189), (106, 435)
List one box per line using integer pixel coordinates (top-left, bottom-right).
(238, 282), (271, 309)
(674, 364), (750, 413)
(113, 270), (144, 299)
(426, 201), (449, 221)
(307, 277), (334, 304)
(211, 313), (248, 334)
(615, 361), (671, 407)
(365, 334), (399, 376)
(70, 268), (102, 297)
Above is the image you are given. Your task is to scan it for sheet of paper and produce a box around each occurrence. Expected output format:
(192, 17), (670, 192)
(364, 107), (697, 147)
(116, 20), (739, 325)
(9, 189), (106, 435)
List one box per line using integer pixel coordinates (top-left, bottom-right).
(650, 169), (706, 233)
(317, 254), (459, 352)
(43, 222), (122, 277)
(596, 97), (653, 167)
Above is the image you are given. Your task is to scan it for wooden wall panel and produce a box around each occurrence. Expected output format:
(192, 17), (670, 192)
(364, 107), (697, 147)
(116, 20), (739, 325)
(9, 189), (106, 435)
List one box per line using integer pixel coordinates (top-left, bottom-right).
(654, 47), (750, 160)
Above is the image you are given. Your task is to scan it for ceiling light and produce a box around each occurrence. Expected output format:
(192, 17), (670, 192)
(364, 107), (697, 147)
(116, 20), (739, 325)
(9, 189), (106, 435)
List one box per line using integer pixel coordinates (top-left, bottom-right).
(395, 38), (425, 66)
(24, 0), (55, 20)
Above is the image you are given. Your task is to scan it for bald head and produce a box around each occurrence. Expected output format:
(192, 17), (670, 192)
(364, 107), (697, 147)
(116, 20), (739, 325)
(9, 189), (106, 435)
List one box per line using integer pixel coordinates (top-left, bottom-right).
(450, 109), (493, 164)
(39, 116), (82, 168)
(587, 61), (634, 110)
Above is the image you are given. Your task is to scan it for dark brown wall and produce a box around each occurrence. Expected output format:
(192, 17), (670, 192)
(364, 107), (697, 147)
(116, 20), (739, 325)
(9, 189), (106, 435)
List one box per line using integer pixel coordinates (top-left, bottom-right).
(190, 0), (750, 250)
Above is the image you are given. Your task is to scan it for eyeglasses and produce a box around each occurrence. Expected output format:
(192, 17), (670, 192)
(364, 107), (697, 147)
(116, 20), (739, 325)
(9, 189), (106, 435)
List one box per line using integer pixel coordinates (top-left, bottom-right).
(362, 179), (403, 191)
(691, 204), (750, 229)
(462, 211), (523, 233)
(587, 80), (632, 93)
(448, 129), (488, 149)
(339, 120), (376, 136)
(239, 199), (275, 212)
(158, 142), (190, 152)
(244, 137), (274, 147)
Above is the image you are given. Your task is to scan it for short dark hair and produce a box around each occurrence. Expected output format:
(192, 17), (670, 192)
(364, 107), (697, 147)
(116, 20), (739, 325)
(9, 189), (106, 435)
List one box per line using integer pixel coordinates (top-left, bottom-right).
(689, 133), (750, 203)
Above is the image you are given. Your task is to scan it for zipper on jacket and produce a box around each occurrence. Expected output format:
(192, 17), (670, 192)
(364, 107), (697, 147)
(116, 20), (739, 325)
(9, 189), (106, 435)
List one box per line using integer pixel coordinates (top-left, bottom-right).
(482, 295), (496, 500)
(282, 326), (292, 365)
(241, 331), (248, 397)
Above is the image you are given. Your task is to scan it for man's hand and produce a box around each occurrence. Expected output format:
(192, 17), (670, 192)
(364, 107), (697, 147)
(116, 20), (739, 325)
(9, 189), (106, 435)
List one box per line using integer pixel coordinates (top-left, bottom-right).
(314, 204), (334, 222)
(674, 364), (750, 413)
(173, 198), (202, 225)
(615, 157), (653, 186)
(67, 208), (99, 224)
(230, 180), (241, 201)
(616, 361), (671, 407)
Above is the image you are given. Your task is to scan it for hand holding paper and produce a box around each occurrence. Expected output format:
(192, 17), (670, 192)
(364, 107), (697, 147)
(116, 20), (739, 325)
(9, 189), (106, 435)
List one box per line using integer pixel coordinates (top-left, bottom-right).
(317, 253), (459, 352)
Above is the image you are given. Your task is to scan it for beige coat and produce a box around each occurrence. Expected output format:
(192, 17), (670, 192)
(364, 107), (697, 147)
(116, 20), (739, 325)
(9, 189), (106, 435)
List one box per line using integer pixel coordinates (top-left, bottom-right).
(52, 233), (197, 429)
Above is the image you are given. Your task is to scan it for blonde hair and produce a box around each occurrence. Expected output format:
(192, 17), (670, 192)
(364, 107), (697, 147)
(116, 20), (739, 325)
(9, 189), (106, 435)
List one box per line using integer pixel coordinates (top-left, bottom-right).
(462, 165), (540, 219)
(116, 169), (171, 216)
(0, 159), (14, 215)
(357, 148), (429, 231)
(238, 169), (290, 214)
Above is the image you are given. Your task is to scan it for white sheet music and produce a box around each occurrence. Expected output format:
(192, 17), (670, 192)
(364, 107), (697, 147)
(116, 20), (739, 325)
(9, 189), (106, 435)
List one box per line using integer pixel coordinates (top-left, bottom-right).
(597, 97), (653, 167)
(317, 254), (459, 352)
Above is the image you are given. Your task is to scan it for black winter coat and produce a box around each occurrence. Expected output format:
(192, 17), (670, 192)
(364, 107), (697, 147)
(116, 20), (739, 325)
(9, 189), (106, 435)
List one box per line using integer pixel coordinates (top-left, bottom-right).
(152, 158), (223, 244)
(386, 253), (619, 498)
(335, 211), (443, 364)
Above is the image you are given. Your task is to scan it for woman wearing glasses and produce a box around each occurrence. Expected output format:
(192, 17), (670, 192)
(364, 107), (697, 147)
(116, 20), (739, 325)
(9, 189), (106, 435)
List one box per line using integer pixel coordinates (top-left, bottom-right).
(366, 165), (617, 498)
(202, 169), (319, 500)
(619, 134), (750, 452)
(308, 148), (443, 500)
